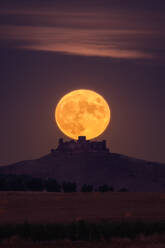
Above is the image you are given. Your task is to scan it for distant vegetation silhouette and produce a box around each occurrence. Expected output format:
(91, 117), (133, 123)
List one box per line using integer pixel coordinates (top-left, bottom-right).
(0, 220), (165, 242)
(81, 184), (93, 192)
(0, 175), (128, 192)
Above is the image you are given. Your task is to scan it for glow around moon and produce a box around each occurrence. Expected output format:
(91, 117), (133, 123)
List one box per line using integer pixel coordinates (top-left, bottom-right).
(55, 89), (111, 140)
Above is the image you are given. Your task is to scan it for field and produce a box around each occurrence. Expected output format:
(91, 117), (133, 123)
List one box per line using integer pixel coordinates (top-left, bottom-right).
(0, 235), (165, 248)
(1, 192), (165, 247)
(1, 192), (165, 224)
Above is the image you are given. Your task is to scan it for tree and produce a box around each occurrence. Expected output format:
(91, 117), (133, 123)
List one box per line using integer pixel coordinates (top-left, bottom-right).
(27, 178), (44, 191)
(0, 176), (8, 191)
(81, 184), (93, 192)
(9, 176), (26, 191)
(98, 184), (114, 192)
(62, 182), (77, 193)
(45, 179), (61, 192)
(118, 188), (129, 192)
(108, 186), (114, 192)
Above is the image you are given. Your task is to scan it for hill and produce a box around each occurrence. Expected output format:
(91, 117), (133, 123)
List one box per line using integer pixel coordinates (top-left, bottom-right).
(0, 150), (165, 192)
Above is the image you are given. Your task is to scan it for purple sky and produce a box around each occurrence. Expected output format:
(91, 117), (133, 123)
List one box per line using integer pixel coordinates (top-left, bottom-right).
(0, 0), (165, 165)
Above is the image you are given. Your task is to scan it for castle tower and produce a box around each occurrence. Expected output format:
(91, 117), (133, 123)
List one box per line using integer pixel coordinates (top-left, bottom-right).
(78, 136), (86, 142)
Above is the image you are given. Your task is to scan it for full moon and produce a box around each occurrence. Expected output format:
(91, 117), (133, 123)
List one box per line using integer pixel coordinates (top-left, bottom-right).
(55, 89), (111, 140)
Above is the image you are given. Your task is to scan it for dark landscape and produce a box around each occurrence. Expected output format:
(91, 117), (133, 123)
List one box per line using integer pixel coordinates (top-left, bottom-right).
(1, 149), (165, 192)
(1, 191), (165, 224)
(1, 138), (165, 247)
(1, 234), (165, 248)
(1, 192), (165, 247)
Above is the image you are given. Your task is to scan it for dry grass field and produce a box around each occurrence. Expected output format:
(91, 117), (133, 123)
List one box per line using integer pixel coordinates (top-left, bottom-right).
(1, 234), (165, 248)
(0, 192), (165, 224)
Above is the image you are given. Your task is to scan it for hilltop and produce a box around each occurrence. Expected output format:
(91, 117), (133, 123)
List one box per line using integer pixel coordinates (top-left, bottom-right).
(0, 144), (165, 192)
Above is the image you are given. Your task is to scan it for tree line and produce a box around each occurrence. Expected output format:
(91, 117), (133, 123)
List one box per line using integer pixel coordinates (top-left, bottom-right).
(0, 220), (165, 242)
(0, 175), (128, 192)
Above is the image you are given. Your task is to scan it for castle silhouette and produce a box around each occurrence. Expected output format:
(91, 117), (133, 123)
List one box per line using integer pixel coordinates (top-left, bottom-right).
(51, 136), (109, 153)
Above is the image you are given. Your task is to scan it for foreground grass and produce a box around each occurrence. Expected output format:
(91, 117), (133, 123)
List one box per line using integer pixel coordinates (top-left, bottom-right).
(1, 220), (165, 243)
(1, 234), (165, 248)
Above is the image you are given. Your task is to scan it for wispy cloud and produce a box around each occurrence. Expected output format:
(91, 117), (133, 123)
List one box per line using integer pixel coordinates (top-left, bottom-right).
(0, 2), (164, 60)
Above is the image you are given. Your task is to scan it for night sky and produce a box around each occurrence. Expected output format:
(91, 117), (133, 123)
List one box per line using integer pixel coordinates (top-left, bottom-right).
(0, 0), (165, 166)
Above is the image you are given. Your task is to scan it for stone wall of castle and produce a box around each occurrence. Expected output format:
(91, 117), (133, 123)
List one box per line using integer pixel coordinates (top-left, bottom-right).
(53, 136), (109, 153)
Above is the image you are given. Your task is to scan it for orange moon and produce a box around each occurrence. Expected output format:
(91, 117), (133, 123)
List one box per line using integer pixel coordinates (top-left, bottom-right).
(55, 89), (110, 140)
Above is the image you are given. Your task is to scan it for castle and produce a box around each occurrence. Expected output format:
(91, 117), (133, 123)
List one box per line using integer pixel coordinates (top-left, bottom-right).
(51, 136), (109, 153)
